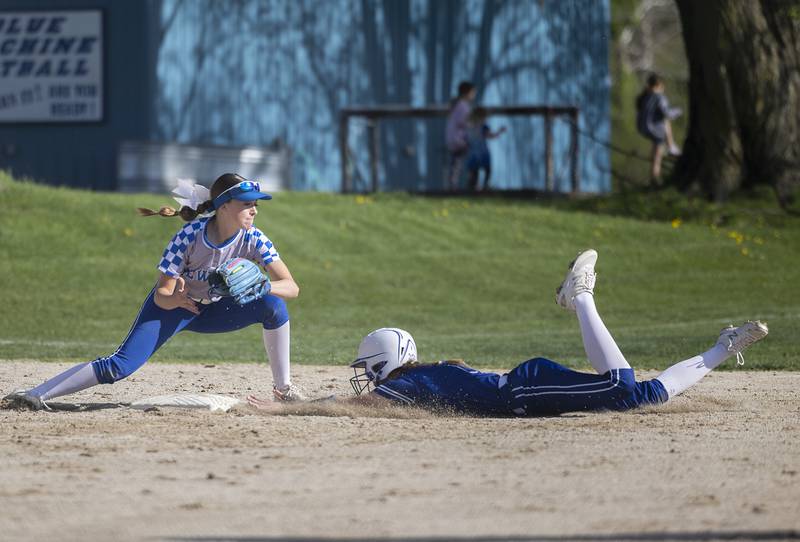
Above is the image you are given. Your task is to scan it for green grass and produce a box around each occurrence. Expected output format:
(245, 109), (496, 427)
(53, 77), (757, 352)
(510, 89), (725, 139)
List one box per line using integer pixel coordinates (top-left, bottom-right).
(1, 171), (798, 370)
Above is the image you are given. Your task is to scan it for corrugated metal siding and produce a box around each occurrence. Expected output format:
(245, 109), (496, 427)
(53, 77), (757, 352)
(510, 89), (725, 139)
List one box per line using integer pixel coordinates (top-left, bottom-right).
(0, 0), (610, 193)
(0, 0), (152, 190)
(154, 0), (610, 192)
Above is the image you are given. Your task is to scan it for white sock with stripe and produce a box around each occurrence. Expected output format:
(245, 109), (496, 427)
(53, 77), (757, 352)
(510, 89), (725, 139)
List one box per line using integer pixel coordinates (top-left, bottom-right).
(29, 362), (100, 401)
(263, 322), (291, 389)
(574, 293), (631, 374)
(655, 344), (730, 399)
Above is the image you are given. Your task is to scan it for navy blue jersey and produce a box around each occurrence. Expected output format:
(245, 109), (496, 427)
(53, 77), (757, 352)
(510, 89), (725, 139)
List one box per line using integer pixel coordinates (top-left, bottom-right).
(373, 363), (509, 416)
(372, 359), (668, 417)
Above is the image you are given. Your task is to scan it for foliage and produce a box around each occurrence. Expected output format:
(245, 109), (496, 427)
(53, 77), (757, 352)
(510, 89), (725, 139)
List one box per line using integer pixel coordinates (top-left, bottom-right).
(671, 0), (800, 200)
(609, 0), (688, 190)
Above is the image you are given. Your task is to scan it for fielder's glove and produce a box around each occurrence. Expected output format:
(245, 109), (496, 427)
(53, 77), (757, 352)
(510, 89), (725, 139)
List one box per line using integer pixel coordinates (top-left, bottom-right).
(208, 257), (271, 305)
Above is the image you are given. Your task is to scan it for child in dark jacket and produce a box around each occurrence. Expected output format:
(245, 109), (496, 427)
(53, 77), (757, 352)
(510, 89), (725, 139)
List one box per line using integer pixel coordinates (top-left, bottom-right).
(636, 73), (682, 184)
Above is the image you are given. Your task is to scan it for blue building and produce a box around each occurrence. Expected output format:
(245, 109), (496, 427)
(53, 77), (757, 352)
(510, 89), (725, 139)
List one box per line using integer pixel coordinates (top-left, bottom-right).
(0, 0), (610, 193)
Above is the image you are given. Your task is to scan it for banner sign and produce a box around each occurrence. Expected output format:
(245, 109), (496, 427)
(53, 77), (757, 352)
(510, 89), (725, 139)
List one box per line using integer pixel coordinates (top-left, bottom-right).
(0, 11), (103, 122)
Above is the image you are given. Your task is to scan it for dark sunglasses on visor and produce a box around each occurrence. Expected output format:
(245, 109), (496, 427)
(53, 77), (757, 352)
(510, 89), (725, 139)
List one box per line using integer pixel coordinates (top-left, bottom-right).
(211, 181), (272, 210)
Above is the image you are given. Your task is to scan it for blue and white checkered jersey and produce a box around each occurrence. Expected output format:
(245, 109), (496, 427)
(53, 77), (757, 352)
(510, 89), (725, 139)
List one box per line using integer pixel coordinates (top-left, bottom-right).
(157, 217), (280, 302)
(373, 363), (510, 416)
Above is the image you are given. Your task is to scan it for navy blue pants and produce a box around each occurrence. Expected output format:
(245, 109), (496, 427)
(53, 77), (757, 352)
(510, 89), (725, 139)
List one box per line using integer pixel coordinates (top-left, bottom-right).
(91, 289), (289, 384)
(504, 358), (668, 416)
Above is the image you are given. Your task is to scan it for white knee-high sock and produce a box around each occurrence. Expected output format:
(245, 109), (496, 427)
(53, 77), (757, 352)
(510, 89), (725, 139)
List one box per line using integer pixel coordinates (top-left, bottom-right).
(29, 362), (100, 401)
(263, 322), (291, 389)
(655, 344), (730, 399)
(574, 293), (631, 374)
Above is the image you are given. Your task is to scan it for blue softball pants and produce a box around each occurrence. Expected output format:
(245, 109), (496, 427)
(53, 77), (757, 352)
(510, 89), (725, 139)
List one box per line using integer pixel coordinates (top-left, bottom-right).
(504, 358), (668, 416)
(91, 289), (289, 384)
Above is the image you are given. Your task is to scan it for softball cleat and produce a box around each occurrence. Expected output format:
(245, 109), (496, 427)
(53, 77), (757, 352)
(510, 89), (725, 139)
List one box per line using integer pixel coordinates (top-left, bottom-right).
(555, 249), (598, 311)
(1, 389), (51, 411)
(273, 383), (308, 402)
(716, 320), (769, 366)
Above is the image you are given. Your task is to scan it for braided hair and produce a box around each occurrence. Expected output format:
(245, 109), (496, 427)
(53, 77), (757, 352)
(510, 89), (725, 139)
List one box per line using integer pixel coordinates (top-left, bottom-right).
(137, 173), (246, 221)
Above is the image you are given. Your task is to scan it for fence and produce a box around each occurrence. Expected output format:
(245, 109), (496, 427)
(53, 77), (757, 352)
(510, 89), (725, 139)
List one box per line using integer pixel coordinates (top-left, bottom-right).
(339, 104), (580, 194)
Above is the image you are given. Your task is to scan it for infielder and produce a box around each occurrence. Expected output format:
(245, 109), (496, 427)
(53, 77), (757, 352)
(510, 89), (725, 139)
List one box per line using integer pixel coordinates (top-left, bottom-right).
(5, 173), (304, 410)
(248, 249), (768, 416)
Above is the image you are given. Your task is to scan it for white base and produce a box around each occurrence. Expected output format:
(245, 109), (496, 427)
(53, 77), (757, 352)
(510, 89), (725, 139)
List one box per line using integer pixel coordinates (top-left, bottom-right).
(130, 393), (240, 412)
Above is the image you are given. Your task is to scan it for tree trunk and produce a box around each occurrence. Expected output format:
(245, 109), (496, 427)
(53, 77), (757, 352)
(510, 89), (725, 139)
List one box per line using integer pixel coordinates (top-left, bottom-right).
(674, 0), (800, 204)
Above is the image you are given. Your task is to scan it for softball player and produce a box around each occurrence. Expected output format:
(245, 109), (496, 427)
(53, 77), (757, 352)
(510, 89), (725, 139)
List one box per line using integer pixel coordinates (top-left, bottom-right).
(248, 249), (768, 416)
(6, 173), (304, 410)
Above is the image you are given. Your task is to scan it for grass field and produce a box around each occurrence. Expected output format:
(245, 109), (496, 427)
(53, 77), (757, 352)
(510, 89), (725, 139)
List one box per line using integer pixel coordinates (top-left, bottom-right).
(0, 171), (797, 370)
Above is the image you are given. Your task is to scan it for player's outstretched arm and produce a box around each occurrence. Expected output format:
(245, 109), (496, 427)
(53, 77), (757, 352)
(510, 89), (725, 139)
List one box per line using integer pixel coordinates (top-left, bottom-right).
(246, 392), (391, 416)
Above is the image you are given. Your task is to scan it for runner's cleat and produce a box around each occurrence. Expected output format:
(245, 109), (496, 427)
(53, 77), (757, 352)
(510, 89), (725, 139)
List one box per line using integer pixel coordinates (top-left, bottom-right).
(555, 249), (598, 311)
(716, 321), (769, 366)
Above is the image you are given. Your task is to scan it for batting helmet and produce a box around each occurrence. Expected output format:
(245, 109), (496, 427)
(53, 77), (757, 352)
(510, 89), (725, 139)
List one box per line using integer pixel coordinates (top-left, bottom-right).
(349, 328), (417, 395)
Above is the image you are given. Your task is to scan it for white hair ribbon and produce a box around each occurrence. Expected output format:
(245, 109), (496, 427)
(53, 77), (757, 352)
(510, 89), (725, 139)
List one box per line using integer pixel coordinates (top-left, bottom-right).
(171, 178), (211, 211)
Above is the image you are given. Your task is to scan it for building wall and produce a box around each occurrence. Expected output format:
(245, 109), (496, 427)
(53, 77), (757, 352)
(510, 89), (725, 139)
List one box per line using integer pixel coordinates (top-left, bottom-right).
(0, 0), (152, 190)
(0, 0), (611, 193)
(154, 0), (611, 193)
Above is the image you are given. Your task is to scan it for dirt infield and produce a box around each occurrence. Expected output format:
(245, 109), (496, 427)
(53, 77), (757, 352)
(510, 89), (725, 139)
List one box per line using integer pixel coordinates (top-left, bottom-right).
(1, 361), (798, 542)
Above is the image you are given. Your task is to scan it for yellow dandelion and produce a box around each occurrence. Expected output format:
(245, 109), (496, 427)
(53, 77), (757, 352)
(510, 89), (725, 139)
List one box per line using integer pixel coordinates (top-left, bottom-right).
(122, 227), (134, 237)
(355, 195), (367, 205)
(728, 231), (744, 245)
(671, 218), (682, 229)
(741, 247), (749, 257)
